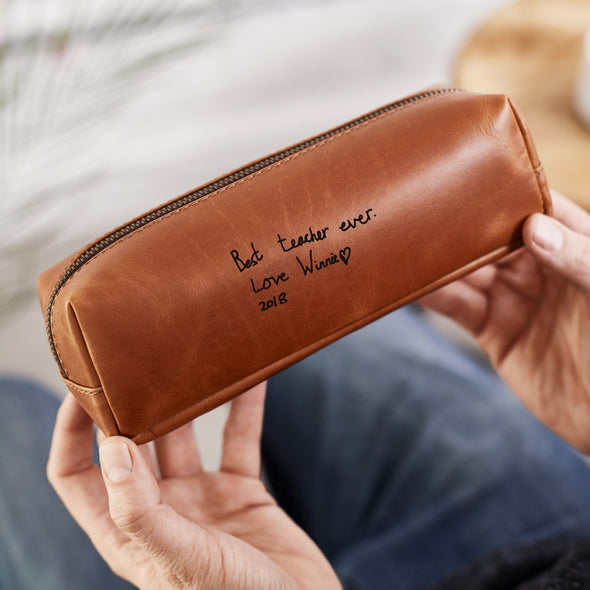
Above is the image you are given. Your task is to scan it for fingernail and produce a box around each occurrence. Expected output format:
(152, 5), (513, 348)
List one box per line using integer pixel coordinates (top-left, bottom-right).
(100, 441), (132, 482)
(532, 216), (564, 251)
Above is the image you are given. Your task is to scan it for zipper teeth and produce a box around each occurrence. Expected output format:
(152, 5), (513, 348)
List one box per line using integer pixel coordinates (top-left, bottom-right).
(46, 87), (460, 378)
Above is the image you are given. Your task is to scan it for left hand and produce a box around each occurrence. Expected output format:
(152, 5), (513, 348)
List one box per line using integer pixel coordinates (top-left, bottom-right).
(421, 190), (590, 453)
(47, 383), (342, 590)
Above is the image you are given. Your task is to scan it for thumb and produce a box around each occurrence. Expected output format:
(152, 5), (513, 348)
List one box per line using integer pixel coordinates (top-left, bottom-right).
(99, 438), (212, 581)
(524, 213), (590, 292)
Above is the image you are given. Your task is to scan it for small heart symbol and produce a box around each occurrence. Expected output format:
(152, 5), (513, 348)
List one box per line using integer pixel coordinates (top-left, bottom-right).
(339, 247), (351, 265)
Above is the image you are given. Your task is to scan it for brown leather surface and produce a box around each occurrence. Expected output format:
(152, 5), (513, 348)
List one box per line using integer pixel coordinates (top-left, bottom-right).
(38, 89), (551, 443)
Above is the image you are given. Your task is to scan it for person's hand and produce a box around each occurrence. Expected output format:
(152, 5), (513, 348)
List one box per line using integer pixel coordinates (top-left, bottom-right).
(421, 190), (590, 453)
(47, 383), (342, 590)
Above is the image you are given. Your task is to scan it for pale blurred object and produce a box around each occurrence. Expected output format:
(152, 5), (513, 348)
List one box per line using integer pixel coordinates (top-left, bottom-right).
(0, 0), (226, 318)
(0, 0), (509, 391)
(455, 0), (590, 210)
(574, 28), (590, 129)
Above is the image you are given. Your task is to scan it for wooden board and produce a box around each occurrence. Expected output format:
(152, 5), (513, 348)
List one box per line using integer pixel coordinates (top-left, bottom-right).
(455, 0), (590, 209)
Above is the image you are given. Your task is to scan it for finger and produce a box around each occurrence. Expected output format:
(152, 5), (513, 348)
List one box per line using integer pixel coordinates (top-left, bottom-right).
(220, 382), (267, 478)
(550, 189), (590, 236)
(47, 395), (108, 520)
(139, 442), (159, 479)
(462, 264), (498, 291)
(98, 428), (158, 478)
(48, 394), (96, 480)
(99, 437), (212, 583)
(48, 396), (138, 574)
(420, 280), (489, 336)
(494, 247), (527, 269)
(100, 427), (163, 478)
(524, 213), (590, 292)
(154, 422), (203, 479)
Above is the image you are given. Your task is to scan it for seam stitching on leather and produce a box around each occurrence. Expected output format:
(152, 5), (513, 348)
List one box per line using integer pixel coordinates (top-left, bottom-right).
(67, 382), (104, 396)
(506, 98), (548, 215)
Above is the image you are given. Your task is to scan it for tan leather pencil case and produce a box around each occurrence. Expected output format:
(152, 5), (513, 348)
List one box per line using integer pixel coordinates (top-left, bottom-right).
(38, 88), (551, 443)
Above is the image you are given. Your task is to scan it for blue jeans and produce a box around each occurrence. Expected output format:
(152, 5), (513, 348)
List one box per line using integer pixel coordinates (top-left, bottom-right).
(0, 378), (134, 590)
(2, 307), (590, 589)
(261, 307), (590, 589)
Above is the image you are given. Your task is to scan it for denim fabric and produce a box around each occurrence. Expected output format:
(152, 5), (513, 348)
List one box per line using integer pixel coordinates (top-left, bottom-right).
(3, 307), (590, 589)
(0, 378), (133, 590)
(262, 307), (590, 590)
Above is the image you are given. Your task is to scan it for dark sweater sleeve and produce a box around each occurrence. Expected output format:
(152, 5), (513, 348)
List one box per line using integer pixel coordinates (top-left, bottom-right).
(429, 538), (590, 590)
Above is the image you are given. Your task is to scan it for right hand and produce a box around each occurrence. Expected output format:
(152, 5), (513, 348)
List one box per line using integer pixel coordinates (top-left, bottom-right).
(421, 191), (590, 453)
(47, 383), (342, 590)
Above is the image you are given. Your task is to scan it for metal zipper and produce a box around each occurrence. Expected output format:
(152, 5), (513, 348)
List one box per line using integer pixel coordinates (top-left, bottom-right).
(45, 87), (461, 378)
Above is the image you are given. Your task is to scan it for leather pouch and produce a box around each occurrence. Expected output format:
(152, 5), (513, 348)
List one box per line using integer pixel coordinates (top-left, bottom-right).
(38, 88), (552, 443)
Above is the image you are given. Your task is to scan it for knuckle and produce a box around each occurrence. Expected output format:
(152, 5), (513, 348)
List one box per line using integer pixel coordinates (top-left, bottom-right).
(110, 499), (153, 536)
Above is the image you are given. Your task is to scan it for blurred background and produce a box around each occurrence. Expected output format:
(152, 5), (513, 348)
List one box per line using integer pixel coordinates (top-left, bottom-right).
(1, 0), (589, 463)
